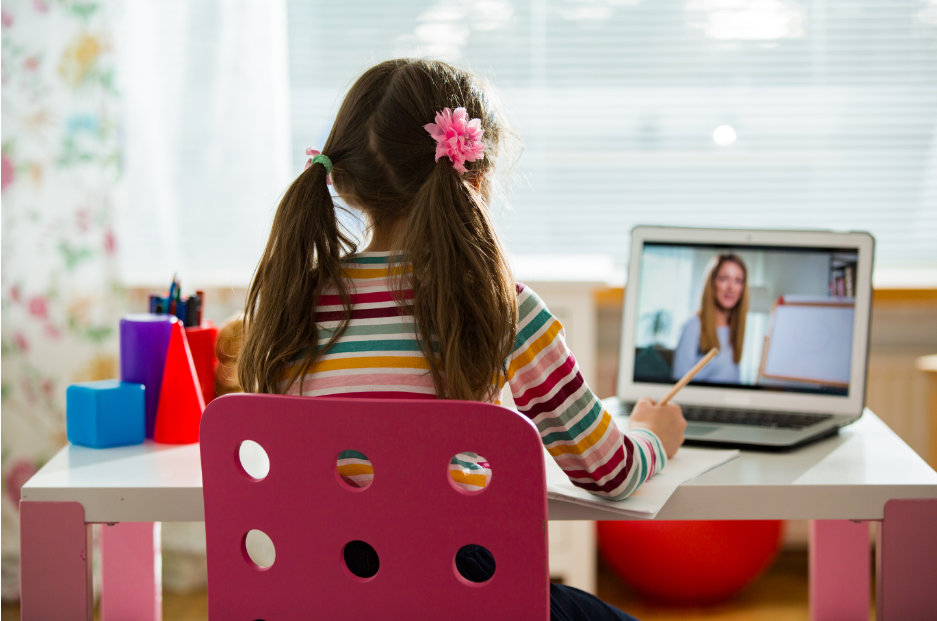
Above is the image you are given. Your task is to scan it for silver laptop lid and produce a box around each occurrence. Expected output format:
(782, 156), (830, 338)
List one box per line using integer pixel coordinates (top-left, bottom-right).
(617, 226), (874, 417)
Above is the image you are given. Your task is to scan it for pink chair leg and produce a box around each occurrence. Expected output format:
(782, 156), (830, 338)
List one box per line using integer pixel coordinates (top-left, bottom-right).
(877, 498), (937, 620)
(19, 500), (93, 621)
(808, 519), (870, 621)
(101, 522), (162, 621)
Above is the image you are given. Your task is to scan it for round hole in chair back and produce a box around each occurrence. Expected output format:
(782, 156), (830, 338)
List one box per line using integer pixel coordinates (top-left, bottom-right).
(447, 451), (491, 495)
(455, 544), (496, 583)
(343, 540), (380, 579)
(335, 449), (374, 490)
(238, 440), (270, 480)
(242, 529), (276, 570)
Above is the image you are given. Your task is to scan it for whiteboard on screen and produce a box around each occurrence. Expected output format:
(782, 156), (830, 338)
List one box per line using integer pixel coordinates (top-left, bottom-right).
(762, 303), (854, 386)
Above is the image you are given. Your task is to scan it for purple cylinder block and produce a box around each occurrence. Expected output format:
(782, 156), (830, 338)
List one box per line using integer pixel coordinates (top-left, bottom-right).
(119, 313), (178, 438)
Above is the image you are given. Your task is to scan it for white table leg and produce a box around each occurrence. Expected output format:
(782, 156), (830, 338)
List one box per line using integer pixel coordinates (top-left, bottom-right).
(808, 519), (870, 621)
(877, 498), (937, 620)
(101, 522), (162, 621)
(19, 500), (93, 621)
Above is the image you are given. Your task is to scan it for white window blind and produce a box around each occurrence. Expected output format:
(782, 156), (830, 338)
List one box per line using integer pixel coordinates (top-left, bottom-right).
(286, 0), (937, 285)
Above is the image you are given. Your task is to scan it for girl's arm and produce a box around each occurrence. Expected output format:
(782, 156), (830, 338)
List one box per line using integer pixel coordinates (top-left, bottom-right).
(506, 285), (668, 500)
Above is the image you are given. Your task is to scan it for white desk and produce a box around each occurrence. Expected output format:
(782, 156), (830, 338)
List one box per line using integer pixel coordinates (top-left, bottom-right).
(20, 410), (937, 620)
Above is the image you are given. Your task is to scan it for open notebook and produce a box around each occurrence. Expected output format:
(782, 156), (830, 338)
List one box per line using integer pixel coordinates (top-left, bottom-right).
(609, 226), (875, 450)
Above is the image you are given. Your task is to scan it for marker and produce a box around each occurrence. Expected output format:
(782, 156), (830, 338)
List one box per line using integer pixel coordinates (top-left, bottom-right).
(195, 290), (204, 325)
(168, 274), (178, 315)
(185, 293), (203, 327)
(659, 347), (719, 406)
(172, 279), (183, 321)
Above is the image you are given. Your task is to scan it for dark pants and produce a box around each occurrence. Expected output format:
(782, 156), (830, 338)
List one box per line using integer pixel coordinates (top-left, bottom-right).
(456, 544), (638, 621)
(345, 541), (639, 621)
(547, 582), (639, 621)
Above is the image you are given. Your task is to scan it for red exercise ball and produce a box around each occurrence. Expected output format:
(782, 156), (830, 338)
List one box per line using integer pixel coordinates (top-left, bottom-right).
(596, 520), (784, 605)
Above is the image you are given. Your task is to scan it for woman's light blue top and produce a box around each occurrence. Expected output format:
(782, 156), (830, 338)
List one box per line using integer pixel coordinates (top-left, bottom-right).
(672, 315), (740, 383)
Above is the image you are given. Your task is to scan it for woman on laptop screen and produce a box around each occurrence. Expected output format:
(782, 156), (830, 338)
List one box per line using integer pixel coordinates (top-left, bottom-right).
(673, 253), (749, 383)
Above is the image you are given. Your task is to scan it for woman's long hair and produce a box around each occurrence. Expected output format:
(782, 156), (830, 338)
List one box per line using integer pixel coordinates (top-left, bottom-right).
(698, 253), (749, 364)
(239, 59), (517, 401)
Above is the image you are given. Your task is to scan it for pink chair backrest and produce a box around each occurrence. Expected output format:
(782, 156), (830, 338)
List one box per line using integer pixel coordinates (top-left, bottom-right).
(200, 393), (549, 620)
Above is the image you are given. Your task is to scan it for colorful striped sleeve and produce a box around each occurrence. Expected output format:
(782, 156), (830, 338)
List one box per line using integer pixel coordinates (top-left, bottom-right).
(506, 284), (667, 500)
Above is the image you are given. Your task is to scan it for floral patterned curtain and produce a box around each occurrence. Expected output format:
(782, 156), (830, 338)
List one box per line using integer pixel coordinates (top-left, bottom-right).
(1, 0), (125, 600)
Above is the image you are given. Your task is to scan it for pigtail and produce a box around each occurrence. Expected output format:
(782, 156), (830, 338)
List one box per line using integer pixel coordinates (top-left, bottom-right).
(239, 163), (356, 393)
(397, 163), (517, 401)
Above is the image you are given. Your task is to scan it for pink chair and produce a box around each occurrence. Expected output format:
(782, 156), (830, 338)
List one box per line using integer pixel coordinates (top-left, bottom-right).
(199, 393), (549, 619)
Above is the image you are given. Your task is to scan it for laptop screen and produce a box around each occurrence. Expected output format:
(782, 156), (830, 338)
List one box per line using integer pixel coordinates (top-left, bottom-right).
(618, 228), (874, 412)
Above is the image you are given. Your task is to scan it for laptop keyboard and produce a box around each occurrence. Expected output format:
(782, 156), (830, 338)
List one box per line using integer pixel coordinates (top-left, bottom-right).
(681, 406), (833, 429)
(622, 403), (833, 429)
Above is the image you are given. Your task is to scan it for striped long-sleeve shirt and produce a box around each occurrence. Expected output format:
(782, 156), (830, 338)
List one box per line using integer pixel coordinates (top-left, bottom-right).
(283, 252), (666, 499)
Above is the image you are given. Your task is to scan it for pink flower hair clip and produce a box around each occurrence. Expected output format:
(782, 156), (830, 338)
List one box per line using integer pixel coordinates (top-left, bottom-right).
(304, 147), (333, 184)
(423, 107), (485, 175)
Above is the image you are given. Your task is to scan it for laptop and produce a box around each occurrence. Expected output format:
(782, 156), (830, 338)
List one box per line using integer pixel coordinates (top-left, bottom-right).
(610, 226), (875, 450)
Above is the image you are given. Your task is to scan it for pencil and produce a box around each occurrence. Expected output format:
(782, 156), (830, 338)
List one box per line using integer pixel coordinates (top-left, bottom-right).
(658, 347), (719, 405)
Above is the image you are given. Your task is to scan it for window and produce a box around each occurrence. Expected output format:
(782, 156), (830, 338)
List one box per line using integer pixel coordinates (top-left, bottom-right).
(118, 0), (937, 286)
(115, 1), (292, 286)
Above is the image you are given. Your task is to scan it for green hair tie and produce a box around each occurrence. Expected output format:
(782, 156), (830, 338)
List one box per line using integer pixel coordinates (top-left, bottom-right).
(311, 154), (333, 174)
(304, 149), (333, 175)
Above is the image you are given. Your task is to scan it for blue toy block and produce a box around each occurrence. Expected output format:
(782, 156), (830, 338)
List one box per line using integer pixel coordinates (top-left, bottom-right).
(66, 380), (146, 448)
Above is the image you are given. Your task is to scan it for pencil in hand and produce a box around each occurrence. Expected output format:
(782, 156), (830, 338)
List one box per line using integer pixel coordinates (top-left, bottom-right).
(659, 347), (719, 405)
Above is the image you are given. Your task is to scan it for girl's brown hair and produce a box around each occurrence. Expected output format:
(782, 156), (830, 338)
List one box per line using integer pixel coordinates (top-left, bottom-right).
(238, 59), (517, 401)
(698, 253), (749, 364)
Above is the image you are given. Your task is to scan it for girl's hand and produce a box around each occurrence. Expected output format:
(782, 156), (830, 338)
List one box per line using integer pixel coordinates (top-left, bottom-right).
(627, 397), (687, 459)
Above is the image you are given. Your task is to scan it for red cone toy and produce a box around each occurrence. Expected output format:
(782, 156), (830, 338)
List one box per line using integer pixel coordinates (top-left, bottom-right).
(154, 321), (206, 444)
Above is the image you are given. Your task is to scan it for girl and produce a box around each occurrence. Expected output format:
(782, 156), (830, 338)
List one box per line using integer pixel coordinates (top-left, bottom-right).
(673, 253), (750, 383)
(238, 58), (685, 620)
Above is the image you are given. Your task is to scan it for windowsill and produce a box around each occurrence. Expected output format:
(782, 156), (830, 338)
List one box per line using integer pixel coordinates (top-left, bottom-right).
(510, 254), (619, 285)
(872, 269), (937, 291)
(594, 285), (937, 309)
